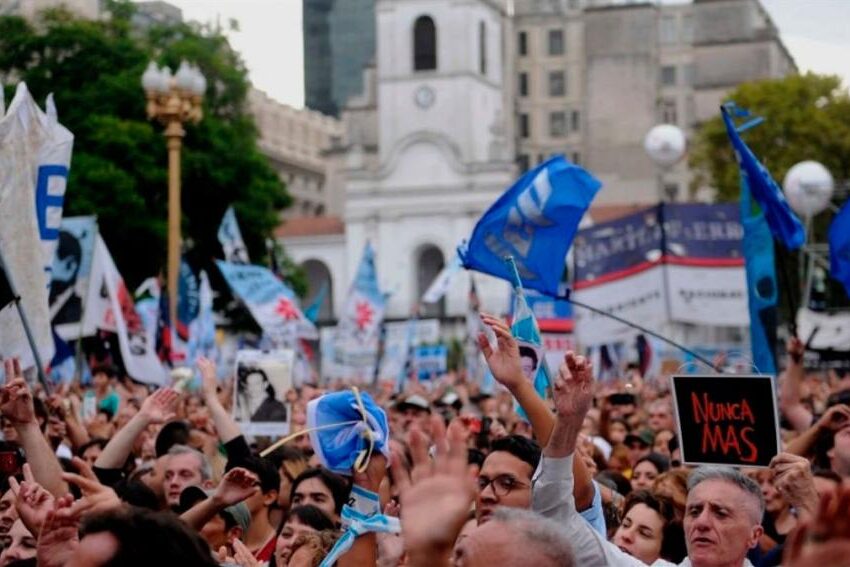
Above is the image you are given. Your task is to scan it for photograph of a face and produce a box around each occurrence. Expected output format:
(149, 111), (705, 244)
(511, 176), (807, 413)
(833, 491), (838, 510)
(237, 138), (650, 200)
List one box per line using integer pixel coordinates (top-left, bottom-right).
(233, 349), (293, 437)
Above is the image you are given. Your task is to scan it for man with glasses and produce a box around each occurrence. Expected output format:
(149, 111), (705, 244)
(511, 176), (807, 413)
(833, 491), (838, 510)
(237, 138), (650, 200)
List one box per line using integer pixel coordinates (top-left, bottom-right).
(476, 435), (540, 524)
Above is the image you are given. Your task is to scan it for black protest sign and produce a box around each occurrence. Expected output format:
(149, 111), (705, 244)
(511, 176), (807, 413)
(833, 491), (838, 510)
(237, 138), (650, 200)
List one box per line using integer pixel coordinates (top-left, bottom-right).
(670, 374), (779, 468)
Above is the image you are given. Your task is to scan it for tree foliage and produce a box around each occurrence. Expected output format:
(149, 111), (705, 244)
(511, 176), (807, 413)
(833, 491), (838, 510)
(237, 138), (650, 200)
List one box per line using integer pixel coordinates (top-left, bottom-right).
(690, 72), (850, 311)
(690, 72), (850, 203)
(0, 1), (295, 293)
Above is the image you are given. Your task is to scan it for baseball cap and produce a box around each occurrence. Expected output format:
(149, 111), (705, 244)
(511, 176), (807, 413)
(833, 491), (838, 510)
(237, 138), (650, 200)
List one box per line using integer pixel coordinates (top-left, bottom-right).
(178, 486), (252, 534)
(624, 430), (654, 447)
(395, 394), (431, 413)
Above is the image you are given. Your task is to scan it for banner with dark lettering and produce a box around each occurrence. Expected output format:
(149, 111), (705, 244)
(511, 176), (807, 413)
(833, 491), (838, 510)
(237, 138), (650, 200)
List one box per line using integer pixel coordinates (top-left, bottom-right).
(572, 204), (748, 346)
(671, 374), (779, 468)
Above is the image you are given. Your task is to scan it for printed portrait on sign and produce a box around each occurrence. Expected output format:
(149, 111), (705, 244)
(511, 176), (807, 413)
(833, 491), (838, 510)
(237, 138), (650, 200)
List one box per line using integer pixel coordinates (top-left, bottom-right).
(517, 341), (543, 383)
(49, 217), (96, 340)
(233, 349), (293, 436)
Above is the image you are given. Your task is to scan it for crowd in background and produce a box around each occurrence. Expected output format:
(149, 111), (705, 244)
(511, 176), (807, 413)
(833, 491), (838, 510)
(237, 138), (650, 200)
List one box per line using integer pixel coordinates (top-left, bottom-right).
(0, 316), (847, 567)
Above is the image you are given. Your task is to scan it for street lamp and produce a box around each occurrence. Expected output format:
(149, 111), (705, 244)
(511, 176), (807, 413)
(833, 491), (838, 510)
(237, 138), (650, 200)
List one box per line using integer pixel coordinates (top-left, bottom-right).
(644, 124), (686, 201)
(142, 60), (206, 327)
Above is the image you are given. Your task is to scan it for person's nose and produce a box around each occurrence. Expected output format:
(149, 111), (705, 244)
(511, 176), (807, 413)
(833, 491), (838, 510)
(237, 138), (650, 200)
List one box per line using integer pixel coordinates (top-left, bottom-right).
(479, 482), (498, 503)
(620, 526), (635, 544)
(691, 508), (713, 530)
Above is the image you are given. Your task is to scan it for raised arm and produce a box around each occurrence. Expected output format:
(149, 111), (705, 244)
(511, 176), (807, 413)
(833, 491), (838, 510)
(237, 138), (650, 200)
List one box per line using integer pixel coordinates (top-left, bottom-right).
(533, 352), (644, 567)
(198, 357), (242, 444)
(479, 315), (595, 511)
(1, 359), (68, 498)
(94, 387), (179, 470)
(779, 337), (813, 433)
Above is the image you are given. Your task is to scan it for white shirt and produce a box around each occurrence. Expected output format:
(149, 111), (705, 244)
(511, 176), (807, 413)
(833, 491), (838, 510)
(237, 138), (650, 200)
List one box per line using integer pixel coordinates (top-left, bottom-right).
(531, 453), (754, 567)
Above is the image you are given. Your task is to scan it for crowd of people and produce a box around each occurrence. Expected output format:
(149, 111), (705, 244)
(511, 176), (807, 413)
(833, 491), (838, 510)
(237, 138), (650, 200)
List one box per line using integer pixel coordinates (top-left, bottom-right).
(0, 315), (847, 567)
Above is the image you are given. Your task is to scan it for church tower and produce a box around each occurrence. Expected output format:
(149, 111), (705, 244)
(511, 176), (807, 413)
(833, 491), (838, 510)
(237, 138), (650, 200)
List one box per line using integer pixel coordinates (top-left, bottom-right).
(344, 0), (515, 319)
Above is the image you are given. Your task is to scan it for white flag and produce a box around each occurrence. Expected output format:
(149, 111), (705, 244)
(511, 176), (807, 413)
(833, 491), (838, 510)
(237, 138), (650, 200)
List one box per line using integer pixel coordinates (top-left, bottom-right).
(0, 83), (55, 368)
(421, 253), (462, 304)
(218, 206), (250, 264)
(91, 236), (167, 385)
(36, 94), (74, 284)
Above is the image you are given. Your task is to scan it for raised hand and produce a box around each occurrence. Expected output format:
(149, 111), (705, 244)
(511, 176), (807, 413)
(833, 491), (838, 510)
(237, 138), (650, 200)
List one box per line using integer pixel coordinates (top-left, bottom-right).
(197, 357), (218, 400)
(392, 421), (476, 566)
(138, 387), (179, 425)
(63, 458), (122, 517)
(8, 464), (55, 535)
(815, 404), (850, 432)
(552, 352), (594, 420)
(213, 467), (260, 507)
(478, 313), (524, 391)
(230, 538), (262, 567)
(0, 358), (35, 425)
(769, 453), (818, 515)
(787, 336), (805, 366)
(36, 495), (80, 567)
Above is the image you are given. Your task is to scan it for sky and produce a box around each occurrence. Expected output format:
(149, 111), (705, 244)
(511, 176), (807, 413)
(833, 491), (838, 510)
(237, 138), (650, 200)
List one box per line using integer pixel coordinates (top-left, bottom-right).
(143, 0), (850, 109)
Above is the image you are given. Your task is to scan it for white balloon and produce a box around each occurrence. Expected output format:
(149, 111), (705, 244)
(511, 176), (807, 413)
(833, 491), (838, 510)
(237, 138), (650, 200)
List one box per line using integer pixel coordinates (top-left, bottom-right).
(783, 161), (834, 216)
(644, 124), (687, 167)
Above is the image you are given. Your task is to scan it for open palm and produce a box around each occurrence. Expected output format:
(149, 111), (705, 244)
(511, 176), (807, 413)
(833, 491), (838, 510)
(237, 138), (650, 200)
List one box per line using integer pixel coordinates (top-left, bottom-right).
(478, 313), (524, 390)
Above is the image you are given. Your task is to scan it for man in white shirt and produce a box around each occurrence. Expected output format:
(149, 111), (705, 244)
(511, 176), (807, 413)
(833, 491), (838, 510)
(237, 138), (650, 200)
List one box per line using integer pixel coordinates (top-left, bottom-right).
(533, 351), (764, 567)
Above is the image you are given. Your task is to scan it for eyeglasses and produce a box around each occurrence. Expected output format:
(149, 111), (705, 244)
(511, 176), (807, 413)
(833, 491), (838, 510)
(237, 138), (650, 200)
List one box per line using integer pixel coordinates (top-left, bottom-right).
(477, 474), (530, 497)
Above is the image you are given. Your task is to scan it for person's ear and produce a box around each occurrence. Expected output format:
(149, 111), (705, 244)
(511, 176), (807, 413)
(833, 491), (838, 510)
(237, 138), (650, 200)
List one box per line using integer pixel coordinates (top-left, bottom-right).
(748, 524), (764, 549)
(203, 479), (215, 490)
(263, 489), (278, 507)
(227, 526), (243, 543)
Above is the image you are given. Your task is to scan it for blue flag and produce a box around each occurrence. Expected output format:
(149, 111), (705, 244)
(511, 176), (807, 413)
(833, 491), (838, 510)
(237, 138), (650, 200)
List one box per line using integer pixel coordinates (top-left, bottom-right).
(460, 155), (601, 296)
(829, 199), (850, 299)
(721, 104), (805, 250)
(507, 258), (550, 414)
(304, 280), (329, 323)
(741, 179), (778, 375)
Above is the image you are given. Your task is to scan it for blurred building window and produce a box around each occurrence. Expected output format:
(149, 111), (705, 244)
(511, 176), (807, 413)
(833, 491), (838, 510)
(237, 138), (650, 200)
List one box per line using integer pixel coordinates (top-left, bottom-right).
(414, 16), (437, 71)
(548, 71), (566, 96)
(549, 111), (567, 137)
(661, 65), (677, 86)
(660, 16), (677, 45)
(518, 30), (528, 56)
(548, 29), (564, 55)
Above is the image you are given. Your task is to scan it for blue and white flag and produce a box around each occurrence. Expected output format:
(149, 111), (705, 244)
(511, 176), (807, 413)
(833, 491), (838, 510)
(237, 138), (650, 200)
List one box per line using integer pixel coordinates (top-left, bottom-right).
(187, 270), (217, 364)
(507, 258), (550, 409)
(304, 280), (328, 323)
(48, 329), (75, 384)
(421, 253), (462, 304)
(829, 199), (850, 300)
(36, 94), (74, 286)
(335, 243), (385, 380)
(721, 104), (805, 250)
(0, 83), (56, 367)
(217, 261), (317, 345)
(177, 259), (199, 341)
(460, 155), (601, 297)
(218, 206), (250, 264)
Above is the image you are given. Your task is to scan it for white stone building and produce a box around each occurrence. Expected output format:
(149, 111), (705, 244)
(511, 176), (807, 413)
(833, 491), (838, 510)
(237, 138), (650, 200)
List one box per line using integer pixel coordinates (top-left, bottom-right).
(278, 0), (517, 323)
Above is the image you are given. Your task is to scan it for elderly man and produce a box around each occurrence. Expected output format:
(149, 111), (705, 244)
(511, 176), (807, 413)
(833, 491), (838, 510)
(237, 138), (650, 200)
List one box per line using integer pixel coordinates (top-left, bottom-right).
(534, 351), (765, 567)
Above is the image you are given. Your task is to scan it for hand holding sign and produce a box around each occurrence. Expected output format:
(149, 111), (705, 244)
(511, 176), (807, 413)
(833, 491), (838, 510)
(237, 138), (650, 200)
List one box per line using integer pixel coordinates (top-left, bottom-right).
(671, 374), (780, 467)
(769, 453), (818, 517)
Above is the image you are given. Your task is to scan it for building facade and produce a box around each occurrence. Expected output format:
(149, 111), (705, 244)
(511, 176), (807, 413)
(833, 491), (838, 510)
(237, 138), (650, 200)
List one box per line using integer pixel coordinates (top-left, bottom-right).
(0, 0), (99, 18)
(515, 0), (795, 204)
(281, 0), (517, 322)
(303, 0), (377, 117)
(248, 88), (346, 218)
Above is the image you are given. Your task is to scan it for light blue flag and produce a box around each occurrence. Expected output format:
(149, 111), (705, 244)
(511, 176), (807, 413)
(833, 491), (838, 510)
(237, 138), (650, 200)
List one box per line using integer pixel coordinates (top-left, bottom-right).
(741, 178), (778, 375)
(460, 155), (601, 296)
(218, 206), (250, 264)
(721, 104), (805, 250)
(304, 280), (329, 323)
(336, 243), (386, 380)
(187, 270), (217, 367)
(507, 258), (550, 411)
(216, 261), (317, 345)
(829, 200), (850, 300)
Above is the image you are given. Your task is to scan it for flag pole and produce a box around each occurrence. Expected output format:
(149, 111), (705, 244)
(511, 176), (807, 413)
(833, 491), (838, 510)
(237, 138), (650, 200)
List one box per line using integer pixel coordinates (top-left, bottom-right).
(566, 297), (722, 373)
(0, 248), (51, 392)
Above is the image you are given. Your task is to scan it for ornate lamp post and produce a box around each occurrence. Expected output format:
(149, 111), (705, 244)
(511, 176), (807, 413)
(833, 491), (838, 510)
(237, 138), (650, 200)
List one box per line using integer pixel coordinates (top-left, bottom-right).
(142, 61), (206, 326)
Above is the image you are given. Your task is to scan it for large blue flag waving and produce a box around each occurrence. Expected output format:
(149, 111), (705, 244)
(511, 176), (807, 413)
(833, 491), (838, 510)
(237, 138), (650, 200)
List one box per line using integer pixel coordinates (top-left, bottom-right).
(721, 104), (805, 250)
(830, 199), (850, 299)
(460, 155), (601, 296)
